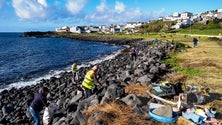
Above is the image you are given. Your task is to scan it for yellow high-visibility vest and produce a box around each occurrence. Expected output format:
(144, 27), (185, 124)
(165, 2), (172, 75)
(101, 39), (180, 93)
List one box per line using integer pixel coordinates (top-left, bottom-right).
(72, 63), (77, 73)
(82, 70), (95, 90)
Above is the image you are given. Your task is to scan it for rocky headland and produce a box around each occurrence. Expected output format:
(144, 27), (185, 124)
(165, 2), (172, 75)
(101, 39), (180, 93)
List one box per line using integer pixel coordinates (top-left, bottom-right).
(0, 32), (179, 125)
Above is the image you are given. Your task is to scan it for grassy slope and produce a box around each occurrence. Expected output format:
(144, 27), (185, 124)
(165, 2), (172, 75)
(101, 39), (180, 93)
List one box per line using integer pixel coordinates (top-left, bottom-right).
(178, 20), (222, 35)
(177, 40), (222, 88)
(176, 38), (222, 118)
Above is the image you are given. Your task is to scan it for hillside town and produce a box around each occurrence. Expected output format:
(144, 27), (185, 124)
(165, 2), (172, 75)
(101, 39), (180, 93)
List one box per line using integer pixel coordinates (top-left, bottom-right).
(55, 9), (222, 34)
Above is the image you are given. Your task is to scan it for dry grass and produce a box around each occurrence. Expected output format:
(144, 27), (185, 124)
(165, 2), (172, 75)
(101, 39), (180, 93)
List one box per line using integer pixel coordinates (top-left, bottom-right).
(177, 41), (222, 89)
(125, 85), (150, 97)
(82, 85), (172, 125)
(82, 101), (157, 125)
(176, 40), (222, 119)
(82, 85), (168, 125)
(167, 75), (188, 84)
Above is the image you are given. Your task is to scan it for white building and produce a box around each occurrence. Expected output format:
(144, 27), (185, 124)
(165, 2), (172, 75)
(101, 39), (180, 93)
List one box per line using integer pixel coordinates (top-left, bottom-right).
(217, 9), (222, 13)
(99, 25), (111, 34)
(191, 15), (202, 22)
(70, 26), (81, 33)
(125, 22), (143, 29)
(88, 26), (100, 33)
(181, 19), (192, 26)
(173, 12), (180, 17)
(181, 12), (193, 19)
(171, 23), (181, 29)
(110, 25), (123, 33)
(55, 26), (70, 32)
(215, 13), (222, 19)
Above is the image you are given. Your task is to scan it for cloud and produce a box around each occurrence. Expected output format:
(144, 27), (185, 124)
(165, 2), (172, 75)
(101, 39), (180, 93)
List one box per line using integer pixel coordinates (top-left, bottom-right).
(37, 0), (47, 7)
(86, 0), (166, 25)
(9, 0), (166, 30)
(12, 0), (48, 20)
(115, 1), (125, 13)
(66, 0), (88, 15)
(96, 0), (107, 12)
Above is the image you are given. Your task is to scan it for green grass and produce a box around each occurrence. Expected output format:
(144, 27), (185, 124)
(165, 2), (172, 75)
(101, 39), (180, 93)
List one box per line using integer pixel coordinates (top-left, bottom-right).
(178, 20), (222, 35)
(179, 28), (222, 35)
(163, 52), (202, 77)
(178, 67), (202, 76)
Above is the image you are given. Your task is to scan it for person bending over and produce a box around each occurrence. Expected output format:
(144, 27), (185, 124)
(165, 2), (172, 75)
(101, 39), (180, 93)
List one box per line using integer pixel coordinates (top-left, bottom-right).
(81, 65), (102, 98)
(29, 87), (49, 125)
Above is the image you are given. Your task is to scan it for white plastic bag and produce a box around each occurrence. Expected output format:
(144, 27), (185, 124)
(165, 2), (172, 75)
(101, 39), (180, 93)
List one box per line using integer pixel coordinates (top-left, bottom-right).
(43, 101), (59, 125)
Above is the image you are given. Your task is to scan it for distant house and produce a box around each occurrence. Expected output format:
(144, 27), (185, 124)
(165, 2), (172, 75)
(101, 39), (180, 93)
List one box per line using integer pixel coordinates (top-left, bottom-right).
(110, 25), (123, 33)
(164, 15), (181, 21)
(99, 25), (111, 34)
(55, 26), (70, 32)
(181, 12), (193, 19)
(206, 12), (214, 18)
(70, 26), (81, 33)
(158, 17), (164, 20)
(181, 19), (192, 26)
(171, 19), (192, 29)
(191, 15), (202, 22)
(215, 13), (222, 19)
(99, 25), (108, 30)
(165, 15), (174, 21)
(171, 23), (181, 29)
(173, 12), (180, 17)
(88, 26), (100, 33)
(125, 22), (143, 29)
(217, 9), (222, 13)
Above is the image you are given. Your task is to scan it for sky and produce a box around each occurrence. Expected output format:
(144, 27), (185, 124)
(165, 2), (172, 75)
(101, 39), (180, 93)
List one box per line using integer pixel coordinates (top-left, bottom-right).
(0, 0), (221, 32)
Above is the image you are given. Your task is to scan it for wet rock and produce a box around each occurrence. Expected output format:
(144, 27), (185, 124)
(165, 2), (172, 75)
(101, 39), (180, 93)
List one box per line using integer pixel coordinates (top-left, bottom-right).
(71, 110), (85, 125)
(120, 94), (141, 107)
(53, 117), (66, 125)
(149, 65), (159, 74)
(69, 93), (83, 104)
(2, 105), (14, 116)
(77, 95), (98, 111)
(137, 75), (151, 86)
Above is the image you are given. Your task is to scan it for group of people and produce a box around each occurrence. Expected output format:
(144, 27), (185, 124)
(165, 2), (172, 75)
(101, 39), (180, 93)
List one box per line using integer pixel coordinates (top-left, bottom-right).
(29, 62), (102, 124)
(29, 46), (138, 124)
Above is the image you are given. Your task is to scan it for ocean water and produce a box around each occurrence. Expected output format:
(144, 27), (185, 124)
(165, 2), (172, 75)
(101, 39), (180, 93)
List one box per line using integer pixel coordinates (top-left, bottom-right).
(0, 33), (124, 91)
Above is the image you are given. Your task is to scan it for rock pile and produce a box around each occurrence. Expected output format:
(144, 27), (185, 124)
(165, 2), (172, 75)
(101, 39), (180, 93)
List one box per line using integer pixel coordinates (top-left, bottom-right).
(0, 37), (178, 124)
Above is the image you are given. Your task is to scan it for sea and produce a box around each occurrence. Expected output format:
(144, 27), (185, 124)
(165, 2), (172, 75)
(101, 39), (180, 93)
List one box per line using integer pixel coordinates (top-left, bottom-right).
(0, 32), (125, 92)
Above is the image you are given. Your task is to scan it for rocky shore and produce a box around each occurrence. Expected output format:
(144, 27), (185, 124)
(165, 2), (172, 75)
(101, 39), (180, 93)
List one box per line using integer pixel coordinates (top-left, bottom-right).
(0, 34), (179, 125)
(22, 31), (143, 45)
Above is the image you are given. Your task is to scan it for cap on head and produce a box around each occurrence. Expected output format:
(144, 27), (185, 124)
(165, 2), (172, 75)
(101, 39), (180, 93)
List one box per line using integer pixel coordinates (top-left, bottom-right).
(92, 65), (98, 71)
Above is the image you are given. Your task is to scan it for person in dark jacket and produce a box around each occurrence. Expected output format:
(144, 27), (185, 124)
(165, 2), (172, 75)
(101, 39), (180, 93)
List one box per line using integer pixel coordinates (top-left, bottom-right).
(29, 87), (49, 125)
(130, 47), (136, 61)
(193, 38), (198, 48)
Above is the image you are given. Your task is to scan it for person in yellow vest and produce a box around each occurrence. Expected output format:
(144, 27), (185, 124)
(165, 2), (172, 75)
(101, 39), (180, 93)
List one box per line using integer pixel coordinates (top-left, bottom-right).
(82, 65), (102, 98)
(72, 62), (78, 81)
